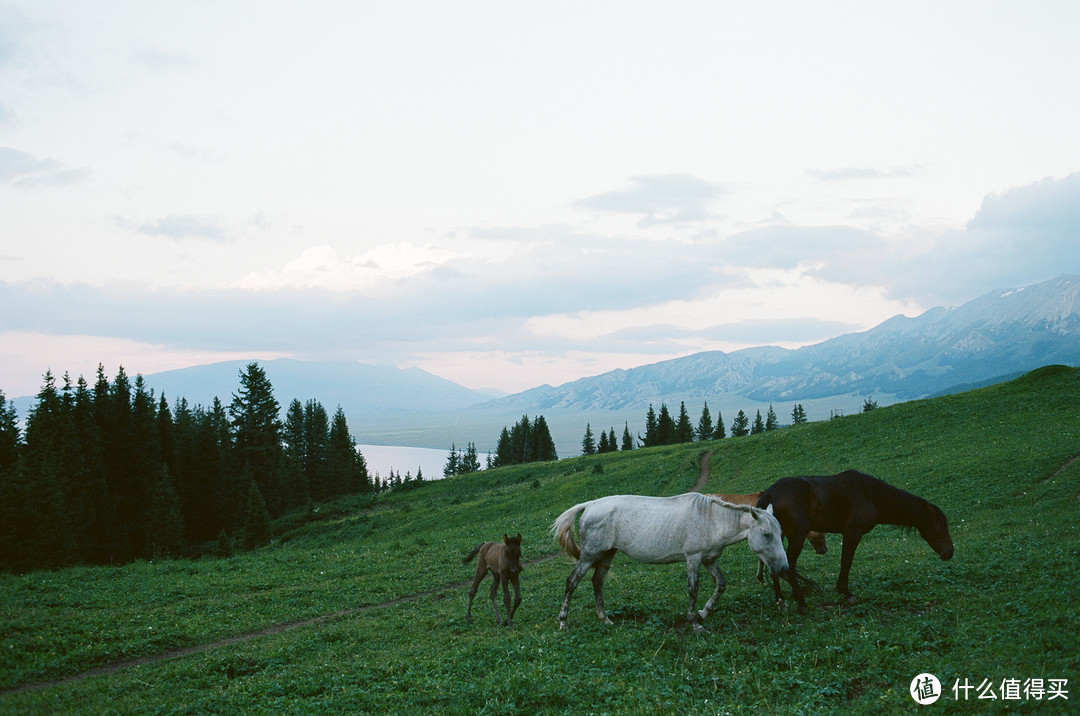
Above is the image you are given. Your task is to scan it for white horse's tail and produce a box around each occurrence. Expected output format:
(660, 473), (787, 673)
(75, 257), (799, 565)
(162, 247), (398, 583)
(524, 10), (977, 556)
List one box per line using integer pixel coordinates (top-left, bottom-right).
(552, 502), (588, 559)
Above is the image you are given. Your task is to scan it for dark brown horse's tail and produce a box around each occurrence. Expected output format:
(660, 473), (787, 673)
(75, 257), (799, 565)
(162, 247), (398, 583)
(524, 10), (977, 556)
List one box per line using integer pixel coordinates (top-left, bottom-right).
(552, 502), (587, 559)
(462, 544), (483, 564)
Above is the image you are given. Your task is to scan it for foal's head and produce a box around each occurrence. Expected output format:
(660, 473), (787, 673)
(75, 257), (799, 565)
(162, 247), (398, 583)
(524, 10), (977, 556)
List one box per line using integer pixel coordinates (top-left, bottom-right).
(502, 533), (523, 574)
(746, 505), (789, 578)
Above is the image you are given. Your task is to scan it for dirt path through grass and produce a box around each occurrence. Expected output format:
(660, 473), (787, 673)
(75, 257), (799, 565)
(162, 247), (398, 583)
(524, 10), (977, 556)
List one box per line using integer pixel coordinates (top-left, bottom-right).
(5, 449), (718, 696)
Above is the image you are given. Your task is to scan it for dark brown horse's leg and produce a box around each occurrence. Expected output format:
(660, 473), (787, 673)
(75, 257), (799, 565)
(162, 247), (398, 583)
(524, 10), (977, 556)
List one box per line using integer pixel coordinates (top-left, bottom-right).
(836, 530), (866, 604)
(591, 550), (616, 625)
(782, 532), (810, 614)
(488, 572), (504, 625)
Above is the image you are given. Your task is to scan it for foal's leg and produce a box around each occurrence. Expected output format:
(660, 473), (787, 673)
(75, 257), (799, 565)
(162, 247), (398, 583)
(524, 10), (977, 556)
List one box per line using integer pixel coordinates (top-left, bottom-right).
(696, 558), (727, 622)
(836, 530), (866, 604)
(488, 572), (505, 625)
(591, 550), (616, 625)
(558, 558), (595, 630)
(508, 573), (522, 624)
(465, 561), (488, 623)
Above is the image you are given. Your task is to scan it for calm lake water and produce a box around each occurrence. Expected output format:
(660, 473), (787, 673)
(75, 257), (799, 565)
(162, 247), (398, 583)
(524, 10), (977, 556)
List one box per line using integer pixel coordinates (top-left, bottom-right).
(357, 444), (453, 481)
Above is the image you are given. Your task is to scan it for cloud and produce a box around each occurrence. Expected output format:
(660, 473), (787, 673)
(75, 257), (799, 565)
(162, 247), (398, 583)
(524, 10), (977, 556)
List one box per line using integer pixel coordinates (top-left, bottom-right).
(573, 174), (727, 227)
(236, 243), (464, 291)
(890, 172), (1080, 304)
(0, 146), (91, 188)
(131, 47), (197, 71)
(967, 171), (1080, 232)
(120, 214), (230, 242)
(808, 165), (924, 181)
(0, 146), (59, 181)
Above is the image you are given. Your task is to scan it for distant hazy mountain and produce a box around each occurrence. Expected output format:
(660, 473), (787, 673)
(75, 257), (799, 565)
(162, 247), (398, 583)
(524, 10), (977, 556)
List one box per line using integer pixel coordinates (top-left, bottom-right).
(141, 358), (491, 415)
(12, 276), (1077, 455)
(485, 275), (1080, 411)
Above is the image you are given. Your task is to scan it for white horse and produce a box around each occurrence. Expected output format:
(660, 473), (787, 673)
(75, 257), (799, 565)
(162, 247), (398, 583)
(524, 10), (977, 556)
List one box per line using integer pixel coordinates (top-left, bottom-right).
(552, 492), (789, 631)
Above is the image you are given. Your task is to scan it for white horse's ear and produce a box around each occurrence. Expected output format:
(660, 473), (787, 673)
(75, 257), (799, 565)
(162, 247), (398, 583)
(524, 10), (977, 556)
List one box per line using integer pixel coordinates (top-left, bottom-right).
(765, 504), (774, 515)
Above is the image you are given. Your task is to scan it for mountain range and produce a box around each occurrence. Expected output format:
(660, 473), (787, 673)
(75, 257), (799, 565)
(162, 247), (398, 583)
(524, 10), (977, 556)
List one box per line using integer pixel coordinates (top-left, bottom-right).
(491, 274), (1080, 412)
(11, 275), (1079, 455)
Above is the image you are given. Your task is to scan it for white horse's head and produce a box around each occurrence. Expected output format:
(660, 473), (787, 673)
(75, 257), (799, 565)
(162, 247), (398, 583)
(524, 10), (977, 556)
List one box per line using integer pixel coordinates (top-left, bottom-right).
(746, 504), (789, 578)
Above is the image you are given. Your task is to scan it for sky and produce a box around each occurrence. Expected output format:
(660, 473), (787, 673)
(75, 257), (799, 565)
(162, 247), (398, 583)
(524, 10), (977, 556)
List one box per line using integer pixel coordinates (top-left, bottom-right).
(2, 1), (1080, 398)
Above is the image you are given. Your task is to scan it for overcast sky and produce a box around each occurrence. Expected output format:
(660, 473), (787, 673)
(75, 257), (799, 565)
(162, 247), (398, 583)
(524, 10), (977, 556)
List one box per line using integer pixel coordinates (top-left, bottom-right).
(3, 1), (1080, 398)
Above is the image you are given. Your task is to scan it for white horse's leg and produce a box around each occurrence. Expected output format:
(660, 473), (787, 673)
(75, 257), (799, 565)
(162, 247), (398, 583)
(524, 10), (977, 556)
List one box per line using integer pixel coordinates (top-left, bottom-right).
(697, 559), (727, 621)
(591, 552), (616, 625)
(558, 559), (593, 630)
(685, 555), (706, 632)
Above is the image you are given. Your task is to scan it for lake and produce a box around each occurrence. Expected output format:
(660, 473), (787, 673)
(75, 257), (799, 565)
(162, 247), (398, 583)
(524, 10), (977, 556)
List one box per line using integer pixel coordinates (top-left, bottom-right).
(358, 444), (458, 482)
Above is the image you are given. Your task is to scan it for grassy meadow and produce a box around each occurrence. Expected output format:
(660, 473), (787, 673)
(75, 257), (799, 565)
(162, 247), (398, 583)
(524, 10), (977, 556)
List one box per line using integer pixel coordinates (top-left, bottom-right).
(2, 365), (1079, 713)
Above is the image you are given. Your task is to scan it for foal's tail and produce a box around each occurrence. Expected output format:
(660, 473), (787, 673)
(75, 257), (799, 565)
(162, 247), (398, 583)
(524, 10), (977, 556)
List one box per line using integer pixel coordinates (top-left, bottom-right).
(462, 544), (483, 564)
(551, 502), (588, 559)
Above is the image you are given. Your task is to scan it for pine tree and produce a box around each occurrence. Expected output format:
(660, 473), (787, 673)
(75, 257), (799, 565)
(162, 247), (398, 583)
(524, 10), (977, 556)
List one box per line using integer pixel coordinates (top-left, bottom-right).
(327, 406), (364, 496)
(657, 404), (676, 446)
(676, 402), (694, 443)
(751, 409), (765, 435)
(444, 443), (460, 477)
(765, 404), (779, 431)
(791, 404), (808, 425)
(240, 478), (271, 550)
(229, 363), (284, 514)
(643, 405), (658, 447)
(582, 424), (596, 455)
(621, 422), (634, 451)
(493, 427), (513, 468)
(531, 415), (558, 461)
(731, 410), (750, 437)
(460, 442), (482, 474)
(713, 409), (726, 439)
(597, 428), (610, 454)
(696, 402), (714, 442)
(148, 464), (185, 559)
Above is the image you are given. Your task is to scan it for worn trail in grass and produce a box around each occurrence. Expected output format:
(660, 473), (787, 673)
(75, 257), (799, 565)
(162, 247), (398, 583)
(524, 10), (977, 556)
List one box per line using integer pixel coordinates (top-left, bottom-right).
(7, 452), (718, 696)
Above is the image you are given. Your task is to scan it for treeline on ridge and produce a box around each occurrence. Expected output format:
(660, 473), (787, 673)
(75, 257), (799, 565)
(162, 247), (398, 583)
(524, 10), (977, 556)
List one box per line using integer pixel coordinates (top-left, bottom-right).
(0, 362), (372, 573)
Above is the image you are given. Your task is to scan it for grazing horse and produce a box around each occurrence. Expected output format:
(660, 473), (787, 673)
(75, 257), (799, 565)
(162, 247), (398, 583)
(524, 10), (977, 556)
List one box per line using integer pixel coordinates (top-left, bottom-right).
(711, 492), (828, 564)
(463, 533), (523, 626)
(756, 470), (954, 614)
(552, 493), (789, 632)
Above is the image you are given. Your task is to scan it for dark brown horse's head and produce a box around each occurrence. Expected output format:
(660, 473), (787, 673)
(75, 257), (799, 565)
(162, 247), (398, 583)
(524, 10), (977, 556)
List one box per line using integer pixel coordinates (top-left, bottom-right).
(503, 533), (523, 573)
(918, 502), (954, 561)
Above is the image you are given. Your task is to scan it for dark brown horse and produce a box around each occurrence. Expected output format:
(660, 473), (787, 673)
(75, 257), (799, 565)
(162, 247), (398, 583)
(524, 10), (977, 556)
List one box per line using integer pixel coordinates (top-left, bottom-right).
(463, 533), (523, 626)
(756, 470), (953, 614)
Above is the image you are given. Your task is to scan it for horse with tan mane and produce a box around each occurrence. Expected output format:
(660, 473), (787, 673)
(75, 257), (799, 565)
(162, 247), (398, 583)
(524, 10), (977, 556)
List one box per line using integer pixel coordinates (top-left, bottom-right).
(711, 492), (827, 583)
(463, 533), (523, 627)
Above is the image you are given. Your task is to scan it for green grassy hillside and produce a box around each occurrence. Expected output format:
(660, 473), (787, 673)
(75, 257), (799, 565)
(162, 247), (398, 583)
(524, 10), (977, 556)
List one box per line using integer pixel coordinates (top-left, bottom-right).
(2, 366), (1078, 713)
